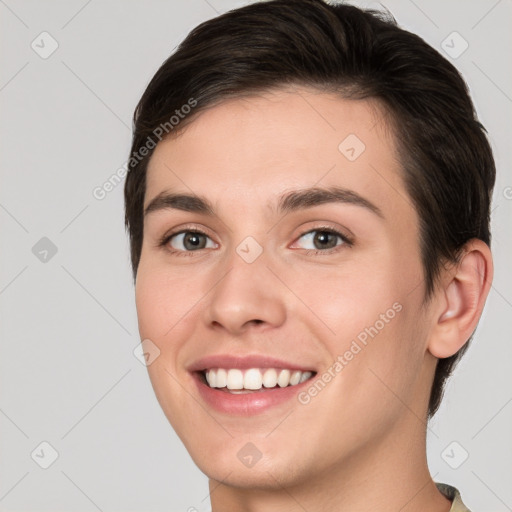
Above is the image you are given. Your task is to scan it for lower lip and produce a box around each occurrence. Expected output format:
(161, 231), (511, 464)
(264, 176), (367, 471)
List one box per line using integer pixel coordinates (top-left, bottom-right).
(191, 372), (314, 416)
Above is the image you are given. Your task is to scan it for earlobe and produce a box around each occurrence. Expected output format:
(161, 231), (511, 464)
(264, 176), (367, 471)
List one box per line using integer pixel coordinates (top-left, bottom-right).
(428, 239), (493, 359)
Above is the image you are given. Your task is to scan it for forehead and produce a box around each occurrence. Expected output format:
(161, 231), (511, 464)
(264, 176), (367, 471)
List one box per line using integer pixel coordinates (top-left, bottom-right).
(144, 86), (410, 221)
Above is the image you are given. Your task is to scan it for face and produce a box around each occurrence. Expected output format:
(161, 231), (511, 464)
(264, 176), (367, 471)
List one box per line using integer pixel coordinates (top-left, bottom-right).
(135, 86), (437, 490)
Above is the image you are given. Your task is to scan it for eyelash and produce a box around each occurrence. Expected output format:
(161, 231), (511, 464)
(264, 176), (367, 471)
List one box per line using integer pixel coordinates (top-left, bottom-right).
(158, 225), (353, 257)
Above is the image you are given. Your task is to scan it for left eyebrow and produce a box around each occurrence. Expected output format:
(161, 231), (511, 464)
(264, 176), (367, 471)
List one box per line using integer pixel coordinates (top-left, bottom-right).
(143, 185), (384, 219)
(275, 186), (384, 219)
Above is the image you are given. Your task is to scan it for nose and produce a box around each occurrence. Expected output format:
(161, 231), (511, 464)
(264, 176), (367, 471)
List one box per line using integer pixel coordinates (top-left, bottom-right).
(203, 247), (287, 336)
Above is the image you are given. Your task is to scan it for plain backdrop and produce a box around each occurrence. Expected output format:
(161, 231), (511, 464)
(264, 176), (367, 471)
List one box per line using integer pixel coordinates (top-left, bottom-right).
(1, 0), (511, 510)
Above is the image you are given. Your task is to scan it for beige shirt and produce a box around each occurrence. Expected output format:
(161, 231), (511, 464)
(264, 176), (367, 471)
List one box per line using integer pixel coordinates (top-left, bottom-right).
(436, 483), (471, 512)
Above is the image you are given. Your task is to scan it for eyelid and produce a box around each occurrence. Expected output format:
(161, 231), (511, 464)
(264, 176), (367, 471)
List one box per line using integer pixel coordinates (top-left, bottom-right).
(163, 223), (214, 238)
(290, 224), (354, 247)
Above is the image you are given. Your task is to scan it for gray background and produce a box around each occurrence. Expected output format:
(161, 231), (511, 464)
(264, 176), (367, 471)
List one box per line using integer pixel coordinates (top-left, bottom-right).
(0, 0), (511, 510)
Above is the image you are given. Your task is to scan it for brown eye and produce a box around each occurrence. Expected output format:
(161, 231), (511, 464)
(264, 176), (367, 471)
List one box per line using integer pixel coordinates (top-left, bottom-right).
(312, 231), (339, 249)
(295, 229), (346, 251)
(168, 231), (215, 251)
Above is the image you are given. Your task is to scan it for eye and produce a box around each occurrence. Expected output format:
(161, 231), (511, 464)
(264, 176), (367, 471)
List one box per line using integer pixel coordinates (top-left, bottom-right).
(292, 228), (350, 252)
(164, 230), (216, 252)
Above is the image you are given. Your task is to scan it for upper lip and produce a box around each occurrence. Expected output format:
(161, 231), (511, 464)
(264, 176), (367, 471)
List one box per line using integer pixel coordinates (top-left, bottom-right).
(187, 354), (317, 373)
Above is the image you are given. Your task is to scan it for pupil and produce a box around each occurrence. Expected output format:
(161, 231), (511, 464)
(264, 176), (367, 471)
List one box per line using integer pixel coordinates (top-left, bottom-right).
(185, 233), (204, 250)
(315, 231), (336, 249)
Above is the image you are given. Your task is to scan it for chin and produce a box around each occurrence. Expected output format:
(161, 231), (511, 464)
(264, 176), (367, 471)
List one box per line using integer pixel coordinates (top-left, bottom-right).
(188, 442), (311, 491)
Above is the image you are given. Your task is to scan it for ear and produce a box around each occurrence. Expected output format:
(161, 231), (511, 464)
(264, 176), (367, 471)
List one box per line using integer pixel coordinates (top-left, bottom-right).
(428, 239), (493, 359)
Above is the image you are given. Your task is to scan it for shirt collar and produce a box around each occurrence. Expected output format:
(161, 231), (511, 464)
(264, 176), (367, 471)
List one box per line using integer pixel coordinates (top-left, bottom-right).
(436, 482), (472, 512)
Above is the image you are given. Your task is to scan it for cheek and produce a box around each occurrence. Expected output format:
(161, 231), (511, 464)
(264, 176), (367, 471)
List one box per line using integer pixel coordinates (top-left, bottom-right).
(291, 259), (401, 339)
(294, 254), (424, 385)
(135, 258), (200, 340)
(134, 265), (198, 427)
(135, 271), (169, 339)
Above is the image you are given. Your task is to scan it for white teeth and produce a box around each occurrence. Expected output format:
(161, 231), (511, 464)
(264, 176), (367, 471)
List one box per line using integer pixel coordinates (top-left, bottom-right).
(290, 370), (301, 386)
(262, 368), (277, 388)
(203, 367), (314, 391)
(244, 368), (262, 390)
(226, 369), (244, 390)
(300, 371), (312, 383)
(216, 368), (227, 388)
(277, 369), (291, 387)
(206, 369), (216, 387)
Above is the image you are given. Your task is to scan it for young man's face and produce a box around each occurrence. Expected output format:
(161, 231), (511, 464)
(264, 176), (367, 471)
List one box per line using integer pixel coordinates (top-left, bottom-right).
(135, 87), (439, 490)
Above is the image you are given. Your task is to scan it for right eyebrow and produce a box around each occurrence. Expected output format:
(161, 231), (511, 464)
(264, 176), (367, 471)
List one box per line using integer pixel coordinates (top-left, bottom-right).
(144, 192), (215, 217)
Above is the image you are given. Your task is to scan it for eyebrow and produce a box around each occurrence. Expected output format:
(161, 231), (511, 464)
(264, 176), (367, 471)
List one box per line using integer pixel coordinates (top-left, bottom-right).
(144, 186), (384, 219)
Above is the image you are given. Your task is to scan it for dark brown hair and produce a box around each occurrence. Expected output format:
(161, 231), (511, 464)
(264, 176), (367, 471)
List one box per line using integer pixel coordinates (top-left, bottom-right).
(124, 0), (495, 419)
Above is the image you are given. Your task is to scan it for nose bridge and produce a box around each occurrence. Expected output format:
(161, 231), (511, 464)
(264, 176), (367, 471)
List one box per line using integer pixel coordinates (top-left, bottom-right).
(204, 239), (286, 333)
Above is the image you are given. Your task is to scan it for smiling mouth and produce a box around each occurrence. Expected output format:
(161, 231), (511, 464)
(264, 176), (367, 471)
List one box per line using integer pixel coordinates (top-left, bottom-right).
(198, 367), (317, 393)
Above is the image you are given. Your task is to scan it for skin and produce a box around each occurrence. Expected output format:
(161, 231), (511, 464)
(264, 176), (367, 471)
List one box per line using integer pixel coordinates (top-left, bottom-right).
(135, 86), (493, 511)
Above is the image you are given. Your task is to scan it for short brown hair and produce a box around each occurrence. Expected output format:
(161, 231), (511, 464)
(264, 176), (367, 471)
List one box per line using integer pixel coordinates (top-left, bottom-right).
(124, 0), (496, 419)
